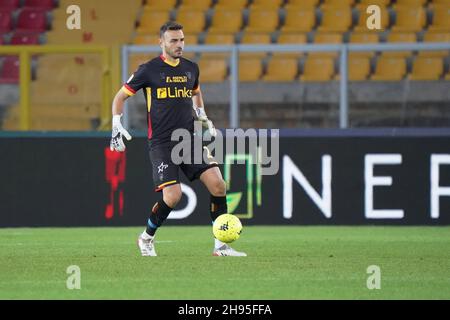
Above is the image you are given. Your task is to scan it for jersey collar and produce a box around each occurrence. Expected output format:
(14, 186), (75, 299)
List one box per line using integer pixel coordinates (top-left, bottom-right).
(160, 54), (180, 67)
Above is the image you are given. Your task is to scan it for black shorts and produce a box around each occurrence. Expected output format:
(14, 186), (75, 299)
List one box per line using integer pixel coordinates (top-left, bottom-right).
(148, 137), (218, 192)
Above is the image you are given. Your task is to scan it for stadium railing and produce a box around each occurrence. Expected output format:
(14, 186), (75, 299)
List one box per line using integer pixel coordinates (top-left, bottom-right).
(122, 42), (450, 129)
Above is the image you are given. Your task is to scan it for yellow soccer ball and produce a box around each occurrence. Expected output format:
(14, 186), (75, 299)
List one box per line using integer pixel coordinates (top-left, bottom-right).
(213, 214), (243, 243)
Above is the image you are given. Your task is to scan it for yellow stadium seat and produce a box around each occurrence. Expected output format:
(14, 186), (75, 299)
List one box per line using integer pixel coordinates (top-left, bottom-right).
(214, 0), (248, 10)
(204, 33), (235, 44)
(348, 57), (371, 81)
(358, 0), (391, 5)
(409, 57), (443, 80)
(198, 58), (227, 82)
(445, 73), (450, 80)
(176, 10), (205, 34)
(309, 32), (342, 57)
(209, 10), (243, 34)
(391, 6), (426, 32)
(284, 0), (319, 9)
(271, 33), (306, 58)
(249, 0), (283, 10)
(354, 5), (389, 32)
(349, 32), (379, 57)
(371, 57), (406, 81)
(420, 32), (450, 57)
(428, 6), (450, 32)
(318, 7), (352, 32)
(321, 0), (355, 8)
(133, 34), (160, 45)
(143, 0), (177, 11)
(202, 34), (234, 59)
(178, 0), (212, 11)
(262, 58), (298, 82)
(281, 9), (316, 33)
(240, 33), (271, 58)
(244, 9), (279, 33)
(136, 11), (170, 34)
(383, 32), (416, 57)
(300, 57), (335, 81)
(238, 58), (263, 81)
(395, 0), (427, 7)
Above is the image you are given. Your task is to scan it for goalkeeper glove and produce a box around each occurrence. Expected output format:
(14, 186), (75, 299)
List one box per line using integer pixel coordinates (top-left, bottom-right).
(110, 114), (132, 152)
(193, 106), (217, 137)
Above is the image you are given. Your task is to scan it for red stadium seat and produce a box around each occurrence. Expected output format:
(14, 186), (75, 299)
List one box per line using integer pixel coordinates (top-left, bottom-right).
(0, 56), (20, 84)
(23, 0), (55, 10)
(0, 9), (12, 32)
(16, 8), (47, 32)
(10, 31), (40, 44)
(0, 0), (20, 11)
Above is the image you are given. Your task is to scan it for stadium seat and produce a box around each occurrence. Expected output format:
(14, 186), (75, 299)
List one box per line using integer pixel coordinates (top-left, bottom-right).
(15, 7), (47, 32)
(0, 56), (19, 84)
(428, 6), (450, 32)
(409, 57), (443, 80)
(143, 0), (177, 11)
(178, 0), (211, 11)
(133, 34), (160, 45)
(420, 32), (450, 57)
(321, 0), (355, 8)
(136, 11), (170, 34)
(272, 33), (307, 58)
(240, 32), (271, 58)
(23, 0), (55, 10)
(280, 9), (316, 33)
(394, 0), (427, 7)
(0, 9), (12, 32)
(244, 9), (279, 33)
(197, 58), (227, 82)
(371, 57), (406, 81)
(335, 56), (371, 81)
(284, 0), (319, 10)
(358, 0), (391, 5)
(354, 5), (389, 32)
(202, 33), (234, 59)
(238, 58), (262, 81)
(317, 6), (352, 32)
(300, 57), (335, 82)
(349, 32), (379, 57)
(383, 32), (416, 57)
(348, 57), (371, 81)
(262, 58), (298, 82)
(310, 32), (342, 57)
(0, 0), (19, 10)
(176, 10), (206, 34)
(391, 6), (426, 32)
(209, 10), (242, 34)
(10, 31), (40, 45)
(249, 0), (283, 10)
(214, 0), (248, 10)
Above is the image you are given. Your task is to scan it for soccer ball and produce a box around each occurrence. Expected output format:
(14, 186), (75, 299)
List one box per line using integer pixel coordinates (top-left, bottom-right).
(213, 214), (242, 243)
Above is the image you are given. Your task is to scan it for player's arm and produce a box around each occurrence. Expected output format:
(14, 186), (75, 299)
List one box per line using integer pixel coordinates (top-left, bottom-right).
(110, 65), (147, 152)
(192, 86), (217, 137)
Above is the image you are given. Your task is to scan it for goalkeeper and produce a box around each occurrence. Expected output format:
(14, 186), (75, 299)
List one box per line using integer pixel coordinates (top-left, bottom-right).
(110, 21), (246, 257)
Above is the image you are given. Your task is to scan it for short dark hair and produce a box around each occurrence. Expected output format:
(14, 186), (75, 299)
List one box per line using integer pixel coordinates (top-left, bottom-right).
(160, 21), (183, 38)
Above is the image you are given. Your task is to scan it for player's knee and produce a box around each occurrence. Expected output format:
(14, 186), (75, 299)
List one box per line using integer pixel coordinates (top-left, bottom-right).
(210, 179), (226, 196)
(163, 186), (182, 208)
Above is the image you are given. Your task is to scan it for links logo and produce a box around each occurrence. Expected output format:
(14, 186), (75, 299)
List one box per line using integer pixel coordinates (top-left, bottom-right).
(157, 87), (192, 99)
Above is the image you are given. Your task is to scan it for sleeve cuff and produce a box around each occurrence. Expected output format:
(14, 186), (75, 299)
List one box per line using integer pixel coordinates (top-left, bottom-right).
(122, 84), (136, 96)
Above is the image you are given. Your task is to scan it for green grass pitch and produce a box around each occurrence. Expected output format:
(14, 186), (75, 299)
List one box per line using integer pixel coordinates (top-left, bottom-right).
(0, 226), (449, 299)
